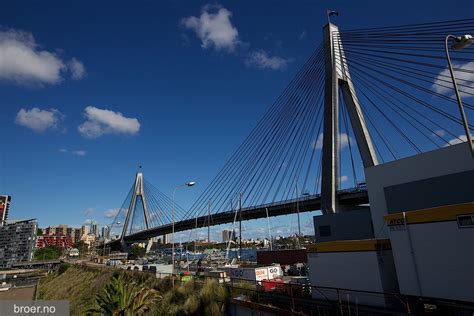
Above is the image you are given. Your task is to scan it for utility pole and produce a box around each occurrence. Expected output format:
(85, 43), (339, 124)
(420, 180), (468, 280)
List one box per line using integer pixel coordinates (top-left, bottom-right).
(265, 208), (273, 251)
(207, 200), (211, 244)
(194, 217), (197, 253)
(239, 193), (242, 260)
(295, 176), (301, 237)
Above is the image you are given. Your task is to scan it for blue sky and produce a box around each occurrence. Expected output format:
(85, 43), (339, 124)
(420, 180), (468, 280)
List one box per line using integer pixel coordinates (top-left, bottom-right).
(1, 0), (472, 241)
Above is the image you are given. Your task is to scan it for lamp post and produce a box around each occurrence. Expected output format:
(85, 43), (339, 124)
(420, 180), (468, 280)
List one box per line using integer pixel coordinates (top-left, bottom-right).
(172, 181), (196, 287)
(445, 34), (474, 157)
(102, 221), (120, 257)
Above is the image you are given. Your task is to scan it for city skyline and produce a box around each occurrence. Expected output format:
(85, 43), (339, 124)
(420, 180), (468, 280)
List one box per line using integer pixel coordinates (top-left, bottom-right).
(1, 0), (472, 240)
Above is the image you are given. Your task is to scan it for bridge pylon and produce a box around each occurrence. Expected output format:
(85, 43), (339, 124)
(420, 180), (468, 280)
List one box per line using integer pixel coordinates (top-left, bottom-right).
(120, 171), (154, 252)
(321, 23), (378, 214)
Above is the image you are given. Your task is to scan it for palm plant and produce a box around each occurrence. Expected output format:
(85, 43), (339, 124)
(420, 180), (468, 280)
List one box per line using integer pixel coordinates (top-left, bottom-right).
(85, 274), (161, 315)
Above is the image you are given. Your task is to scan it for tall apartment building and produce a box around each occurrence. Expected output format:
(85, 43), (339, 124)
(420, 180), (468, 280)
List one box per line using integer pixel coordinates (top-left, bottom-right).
(81, 225), (90, 237)
(0, 195), (11, 226)
(91, 222), (98, 237)
(74, 228), (82, 244)
(0, 219), (37, 268)
(41, 225), (82, 245)
(101, 226), (109, 239)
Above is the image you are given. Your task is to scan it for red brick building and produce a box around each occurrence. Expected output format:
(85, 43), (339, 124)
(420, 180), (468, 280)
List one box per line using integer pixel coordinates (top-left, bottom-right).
(36, 235), (73, 249)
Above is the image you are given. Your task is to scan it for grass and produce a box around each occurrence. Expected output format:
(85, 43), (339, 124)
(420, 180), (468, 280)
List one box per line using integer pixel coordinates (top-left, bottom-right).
(38, 265), (114, 315)
(38, 264), (232, 315)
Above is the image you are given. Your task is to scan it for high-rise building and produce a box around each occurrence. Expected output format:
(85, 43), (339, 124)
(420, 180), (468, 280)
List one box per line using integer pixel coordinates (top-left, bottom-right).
(73, 228), (82, 244)
(159, 233), (173, 244)
(52, 224), (67, 236)
(0, 195), (11, 226)
(0, 219), (37, 268)
(81, 225), (90, 238)
(44, 226), (54, 235)
(91, 222), (98, 237)
(222, 229), (236, 243)
(101, 226), (109, 239)
(43, 225), (75, 237)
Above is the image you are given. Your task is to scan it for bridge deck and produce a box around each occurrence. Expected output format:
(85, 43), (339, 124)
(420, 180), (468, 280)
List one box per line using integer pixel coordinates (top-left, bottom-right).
(107, 189), (368, 249)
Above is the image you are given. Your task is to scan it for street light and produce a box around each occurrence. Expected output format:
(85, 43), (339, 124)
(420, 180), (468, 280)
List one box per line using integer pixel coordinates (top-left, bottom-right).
(102, 221), (121, 257)
(445, 34), (474, 157)
(172, 181), (196, 287)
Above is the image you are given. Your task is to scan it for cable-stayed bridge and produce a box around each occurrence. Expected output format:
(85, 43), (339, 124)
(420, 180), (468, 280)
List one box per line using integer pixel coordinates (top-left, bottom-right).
(107, 18), (474, 251)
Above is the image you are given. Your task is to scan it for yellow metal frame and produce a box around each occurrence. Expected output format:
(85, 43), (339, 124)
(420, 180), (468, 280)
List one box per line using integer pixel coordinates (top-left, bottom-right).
(384, 202), (474, 226)
(306, 239), (391, 253)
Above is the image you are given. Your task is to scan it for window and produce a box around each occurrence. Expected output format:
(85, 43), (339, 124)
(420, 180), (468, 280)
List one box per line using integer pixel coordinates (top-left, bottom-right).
(319, 225), (331, 237)
(457, 215), (474, 228)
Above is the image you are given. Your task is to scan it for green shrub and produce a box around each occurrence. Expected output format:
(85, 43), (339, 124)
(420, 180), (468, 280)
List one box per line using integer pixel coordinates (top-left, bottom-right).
(57, 263), (71, 275)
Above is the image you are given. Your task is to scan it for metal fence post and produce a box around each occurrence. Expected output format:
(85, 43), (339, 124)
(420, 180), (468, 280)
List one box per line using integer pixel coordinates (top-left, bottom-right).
(290, 286), (296, 311)
(337, 289), (343, 315)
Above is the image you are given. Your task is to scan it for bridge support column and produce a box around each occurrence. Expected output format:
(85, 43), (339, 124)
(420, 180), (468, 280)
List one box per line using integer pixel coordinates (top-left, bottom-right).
(321, 23), (341, 214)
(321, 23), (378, 214)
(119, 171), (154, 253)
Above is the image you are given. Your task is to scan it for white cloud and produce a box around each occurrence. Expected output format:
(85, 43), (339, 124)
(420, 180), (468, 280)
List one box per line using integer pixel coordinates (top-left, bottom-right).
(84, 207), (94, 217)
(181, 5), (239, 52)
(340, 175), (348, 183)
(83, 219), (93, 225)
(78, 106), (140, 138)
(0, 29), (85, 86)
(245, 50), (289, 70)
(72, 150), (86, 156)
(58, 148), (68, 153)
(104, 208), (120, 219)
(15, 107), (63, 132)
(445, 135), (467, 146)
(433, 129), (446, 137)
(432, 61), (474, 97)
(69, 58), (86, 80)
(314, 133), (352, 150)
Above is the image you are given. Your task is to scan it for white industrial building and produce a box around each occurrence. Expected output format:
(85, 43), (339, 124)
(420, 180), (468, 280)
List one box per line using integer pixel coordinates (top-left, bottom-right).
(308, 142), (474, 311)
(307, 239), (399, 307)
(385, 202), (474, 302)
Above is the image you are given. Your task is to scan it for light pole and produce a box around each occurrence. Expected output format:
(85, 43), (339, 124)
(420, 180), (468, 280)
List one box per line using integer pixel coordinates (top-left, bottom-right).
(445, 34), (474, 157)
(102, 221), (120, 257)
(172, 181), (196, 287)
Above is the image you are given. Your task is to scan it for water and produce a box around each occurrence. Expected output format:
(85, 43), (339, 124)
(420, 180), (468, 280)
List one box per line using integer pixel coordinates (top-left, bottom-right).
(171, 248), (257, 262)
(227, 248), (257, 261)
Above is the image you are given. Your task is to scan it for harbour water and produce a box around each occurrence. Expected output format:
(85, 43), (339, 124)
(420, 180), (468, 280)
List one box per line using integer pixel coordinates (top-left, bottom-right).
(173, 248), (257, 262)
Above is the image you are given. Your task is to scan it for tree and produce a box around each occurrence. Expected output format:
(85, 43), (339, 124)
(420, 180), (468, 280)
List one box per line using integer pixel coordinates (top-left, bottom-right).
(128, 244), (146, 260)
(85, 274), (160, 316)
(73, 241), (87, 257)
(34, 246), (63, 261)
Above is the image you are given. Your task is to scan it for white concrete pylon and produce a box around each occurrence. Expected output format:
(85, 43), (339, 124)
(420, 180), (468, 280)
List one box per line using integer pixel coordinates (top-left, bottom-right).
(120, 171), (155, 252)
(321, 23), (378, 214)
